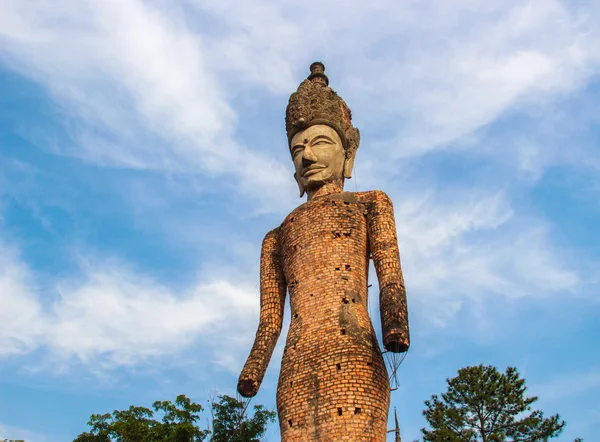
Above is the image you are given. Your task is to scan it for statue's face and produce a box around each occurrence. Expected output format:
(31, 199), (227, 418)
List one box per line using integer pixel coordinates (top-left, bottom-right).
(290, 124), (345, 195)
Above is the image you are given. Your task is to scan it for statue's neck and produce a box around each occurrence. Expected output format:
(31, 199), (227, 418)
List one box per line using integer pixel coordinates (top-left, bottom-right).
(306, 180), (344, 201)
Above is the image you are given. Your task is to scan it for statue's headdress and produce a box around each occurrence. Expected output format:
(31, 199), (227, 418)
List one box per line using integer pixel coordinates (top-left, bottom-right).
(286, 62), (360, 156)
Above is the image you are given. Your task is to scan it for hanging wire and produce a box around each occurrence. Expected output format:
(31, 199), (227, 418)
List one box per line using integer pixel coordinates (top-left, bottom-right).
(383, 349), (408, 391)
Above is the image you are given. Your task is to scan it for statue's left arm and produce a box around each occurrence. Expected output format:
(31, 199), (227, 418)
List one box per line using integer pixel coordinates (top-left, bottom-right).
(366, 190), (410, 353)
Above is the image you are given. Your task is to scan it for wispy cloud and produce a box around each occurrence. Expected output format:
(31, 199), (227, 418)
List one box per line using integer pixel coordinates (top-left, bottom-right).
(531, 368), (600, 401)
(0, 421), (51, 442)
(0, 235), (259, 370)
(0, 241), (45, 356)
(2, 0), (599, 216)
(191, 0), (600, 160)
(50, 264), (258, 368)
(391, 188), (581, 326)
(0, 0), (293, 212)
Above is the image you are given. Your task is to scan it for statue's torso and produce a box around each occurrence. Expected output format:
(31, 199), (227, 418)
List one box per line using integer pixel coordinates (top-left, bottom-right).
(276, 191), (390, 441)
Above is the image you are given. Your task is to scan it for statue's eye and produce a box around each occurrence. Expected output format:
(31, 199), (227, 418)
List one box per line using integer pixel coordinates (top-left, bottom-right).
(313, 140), (329, 146)
(292, 147), (303, 158)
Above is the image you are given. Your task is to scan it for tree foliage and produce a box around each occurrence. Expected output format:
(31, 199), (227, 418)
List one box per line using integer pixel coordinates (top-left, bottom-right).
(421, 365), (567, 442)
(74, 394), (275, 442)
(210, 395), (276, 442)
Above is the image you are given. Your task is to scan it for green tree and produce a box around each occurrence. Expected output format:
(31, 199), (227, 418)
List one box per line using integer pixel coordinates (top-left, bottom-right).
(210, 395), (276, 442)
(74, 394), (275, 442)
(421, 365), (567, 442)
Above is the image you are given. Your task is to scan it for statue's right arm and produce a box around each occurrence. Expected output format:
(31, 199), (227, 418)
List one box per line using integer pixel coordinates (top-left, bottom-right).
(237, 228), (287, 398)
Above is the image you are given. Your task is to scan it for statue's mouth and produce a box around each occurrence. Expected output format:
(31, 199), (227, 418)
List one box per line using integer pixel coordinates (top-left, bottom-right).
(303, 166), (326, 177)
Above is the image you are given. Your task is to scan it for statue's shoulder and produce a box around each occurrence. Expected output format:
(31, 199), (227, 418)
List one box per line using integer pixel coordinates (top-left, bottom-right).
(354, 190), (393, 206)
(280, 202), (306, 228)
(263, 227), (281, 243)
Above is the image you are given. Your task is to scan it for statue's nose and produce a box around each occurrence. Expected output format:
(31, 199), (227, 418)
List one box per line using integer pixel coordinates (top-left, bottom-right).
(302, 145), (318, 164)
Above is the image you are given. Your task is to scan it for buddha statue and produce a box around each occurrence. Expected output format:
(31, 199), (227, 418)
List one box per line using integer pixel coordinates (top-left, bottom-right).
(238, 62), (409, 441)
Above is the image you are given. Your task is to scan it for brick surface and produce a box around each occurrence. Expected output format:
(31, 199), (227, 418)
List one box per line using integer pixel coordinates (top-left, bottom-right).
(239, 190), (409, 441)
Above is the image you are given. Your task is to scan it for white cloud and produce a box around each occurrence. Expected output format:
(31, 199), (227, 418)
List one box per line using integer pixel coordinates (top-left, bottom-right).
(370, 0), (598, 158)
(0, 237), (259, 370)
(0, 241), (46, 356)
(0, 0), (294, 211)
(191, 0), (600, 160)
(1, 0), (232, 161)
(396, 190), (513, 260)
(391, 188), (580, 326)
(531, 369), (600, 401)
(49, 264), (258, 368)
(2, 0), (599, 215)
(0, 421), (50, 442)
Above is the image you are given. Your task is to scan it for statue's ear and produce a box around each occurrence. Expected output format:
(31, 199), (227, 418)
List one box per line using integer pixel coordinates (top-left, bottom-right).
(343, 150), (356, 179)
(294, 172), (305, 198)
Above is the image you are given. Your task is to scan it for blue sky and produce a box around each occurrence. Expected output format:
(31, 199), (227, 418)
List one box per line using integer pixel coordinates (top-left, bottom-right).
(1, 0), (599, 440)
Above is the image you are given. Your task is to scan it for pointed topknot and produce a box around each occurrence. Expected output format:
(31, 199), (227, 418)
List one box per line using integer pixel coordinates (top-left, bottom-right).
(308, 61), (329, 86)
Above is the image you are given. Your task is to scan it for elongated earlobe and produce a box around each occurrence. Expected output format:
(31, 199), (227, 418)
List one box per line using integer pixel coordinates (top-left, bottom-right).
(294, 172), (305, 198)
(343, 152), (356, 179)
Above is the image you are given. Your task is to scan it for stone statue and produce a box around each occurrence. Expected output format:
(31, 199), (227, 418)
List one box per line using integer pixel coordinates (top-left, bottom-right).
(238, 62), (410, 441)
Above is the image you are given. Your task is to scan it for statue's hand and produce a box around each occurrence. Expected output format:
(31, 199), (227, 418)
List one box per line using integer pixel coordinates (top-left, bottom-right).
(237, 375), (259, 398)
(383, 332), (409, 353)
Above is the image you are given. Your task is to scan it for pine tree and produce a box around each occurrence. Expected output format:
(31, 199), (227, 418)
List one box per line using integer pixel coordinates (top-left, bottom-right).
(421, 365), (566, 442)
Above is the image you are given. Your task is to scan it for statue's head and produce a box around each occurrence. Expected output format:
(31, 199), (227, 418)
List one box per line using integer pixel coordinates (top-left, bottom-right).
(286, 62), (360, 198)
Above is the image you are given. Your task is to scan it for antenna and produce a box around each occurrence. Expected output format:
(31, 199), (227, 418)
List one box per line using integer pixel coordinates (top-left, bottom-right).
(394, 407), (401, 442)
(386, 407), (402, 441)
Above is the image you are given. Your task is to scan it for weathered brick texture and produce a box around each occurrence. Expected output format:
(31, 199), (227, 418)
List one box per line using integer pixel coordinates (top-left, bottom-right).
(239, 190), (409, 441)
